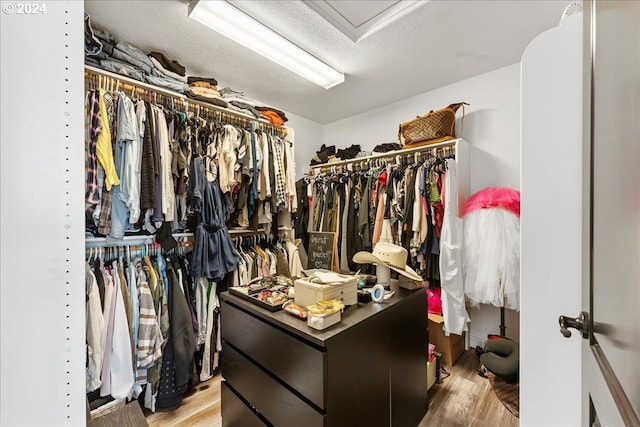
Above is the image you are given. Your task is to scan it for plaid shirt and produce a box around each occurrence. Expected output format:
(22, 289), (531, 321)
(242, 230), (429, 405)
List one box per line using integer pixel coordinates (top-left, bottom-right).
(133, 260), (163, 398)
(86, 90), (102, 204)
(97, 92), (117, 235)
(271, 135), (287, 211)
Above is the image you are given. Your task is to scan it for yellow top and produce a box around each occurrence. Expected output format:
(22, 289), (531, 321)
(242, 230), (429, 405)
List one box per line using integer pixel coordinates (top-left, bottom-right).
(96, 88), (120, 190)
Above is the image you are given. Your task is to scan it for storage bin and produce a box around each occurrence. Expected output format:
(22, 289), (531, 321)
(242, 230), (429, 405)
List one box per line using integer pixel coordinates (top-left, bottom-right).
(294, 278), (358, 307)
(428, 313), (465, 366)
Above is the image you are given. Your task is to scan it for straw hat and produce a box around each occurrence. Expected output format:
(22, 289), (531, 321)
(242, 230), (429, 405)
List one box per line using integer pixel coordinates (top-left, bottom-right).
(353, 242), (421, 282)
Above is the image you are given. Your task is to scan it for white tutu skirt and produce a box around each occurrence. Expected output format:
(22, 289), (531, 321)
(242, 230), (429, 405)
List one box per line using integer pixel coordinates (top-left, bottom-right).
(462, 208), (520, 311)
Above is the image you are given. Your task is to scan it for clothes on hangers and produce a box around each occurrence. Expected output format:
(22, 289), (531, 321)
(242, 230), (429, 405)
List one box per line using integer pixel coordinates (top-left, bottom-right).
(85, 245), (228, 412)
(85, 85), (298, 241)
(84, 62), (300, 413)
(306, 148), (455, 279)
(86, 263), (105, 393)
(439, 159), (470, 335)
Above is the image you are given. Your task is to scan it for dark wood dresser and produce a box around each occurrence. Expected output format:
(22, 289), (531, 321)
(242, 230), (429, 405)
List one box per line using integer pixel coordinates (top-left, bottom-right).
(220, 288), (428, 427)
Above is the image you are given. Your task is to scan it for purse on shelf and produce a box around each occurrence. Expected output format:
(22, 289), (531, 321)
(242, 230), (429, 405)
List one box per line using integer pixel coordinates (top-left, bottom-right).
(398, 102), (469, 148)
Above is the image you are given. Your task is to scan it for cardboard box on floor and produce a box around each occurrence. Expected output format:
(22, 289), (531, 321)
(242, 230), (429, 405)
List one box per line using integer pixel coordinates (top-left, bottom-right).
(428, 313), (465, 367)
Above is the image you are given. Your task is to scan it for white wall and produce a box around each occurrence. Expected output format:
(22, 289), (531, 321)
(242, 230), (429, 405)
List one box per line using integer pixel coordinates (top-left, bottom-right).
(286, 112), (325, 180)
(306, 64), (523, 346)
(1, 2), (86, 425)
(320, 63), (522, 192)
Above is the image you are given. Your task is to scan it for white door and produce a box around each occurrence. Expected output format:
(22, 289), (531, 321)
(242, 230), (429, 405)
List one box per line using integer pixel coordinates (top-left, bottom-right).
(573, 1), (640, 425)
(520, 10), (584, 426)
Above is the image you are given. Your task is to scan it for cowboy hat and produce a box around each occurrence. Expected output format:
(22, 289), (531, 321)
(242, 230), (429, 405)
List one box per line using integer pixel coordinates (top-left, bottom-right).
(353, 242), (422, 282)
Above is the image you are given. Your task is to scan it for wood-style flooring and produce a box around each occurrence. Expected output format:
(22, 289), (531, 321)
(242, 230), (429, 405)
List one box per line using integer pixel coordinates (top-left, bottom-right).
(145, 350), (518, 427)
(420, 350), (519, 427)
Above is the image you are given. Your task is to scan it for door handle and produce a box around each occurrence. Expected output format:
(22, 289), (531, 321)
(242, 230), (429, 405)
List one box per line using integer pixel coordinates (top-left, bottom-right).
(558, 311), (589, 339)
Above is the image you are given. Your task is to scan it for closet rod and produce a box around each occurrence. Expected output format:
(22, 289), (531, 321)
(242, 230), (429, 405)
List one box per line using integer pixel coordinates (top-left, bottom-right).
(228, 228), (269, 235)
(309, 138), (461, 172)
(85, 232), (194, 248)
(84, 65), (284, 131)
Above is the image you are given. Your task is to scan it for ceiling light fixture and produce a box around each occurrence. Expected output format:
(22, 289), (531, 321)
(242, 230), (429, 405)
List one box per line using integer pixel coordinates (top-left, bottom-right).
(188, 0), (345, 89)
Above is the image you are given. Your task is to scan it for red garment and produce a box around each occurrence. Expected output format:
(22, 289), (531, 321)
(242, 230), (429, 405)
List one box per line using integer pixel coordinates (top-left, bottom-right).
(376, 170), (388, 186)
(432, 201), (444, 239)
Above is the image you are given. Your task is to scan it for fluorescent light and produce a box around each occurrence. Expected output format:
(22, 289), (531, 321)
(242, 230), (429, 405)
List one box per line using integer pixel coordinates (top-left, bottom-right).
(189, 0), (345, 89)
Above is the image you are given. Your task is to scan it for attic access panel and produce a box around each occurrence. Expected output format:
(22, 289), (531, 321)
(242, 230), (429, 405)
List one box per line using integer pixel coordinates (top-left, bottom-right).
(303, 0), (424, 42)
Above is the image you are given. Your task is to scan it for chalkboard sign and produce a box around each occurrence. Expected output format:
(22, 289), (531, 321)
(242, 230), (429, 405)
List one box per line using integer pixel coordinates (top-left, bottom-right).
(307, 232), (335, 270)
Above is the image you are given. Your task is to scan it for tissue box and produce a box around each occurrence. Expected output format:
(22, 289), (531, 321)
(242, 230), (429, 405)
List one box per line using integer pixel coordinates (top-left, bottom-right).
(294, 278), (358, 307)
(307, 310), (341, 330)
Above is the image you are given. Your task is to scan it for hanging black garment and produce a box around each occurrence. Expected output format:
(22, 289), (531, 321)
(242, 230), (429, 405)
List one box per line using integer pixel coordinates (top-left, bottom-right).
(335, 179), (347, 263)
(402, 166), (418, 251)
(140, 100), (157, 210)
(156, 261), (196, 409)
(346, 175), (360, 272)
(294, 178), (310, 250)
(188, 157), (239, 280)
(92, 258), (106, 308)
(421, 167), (441, 283)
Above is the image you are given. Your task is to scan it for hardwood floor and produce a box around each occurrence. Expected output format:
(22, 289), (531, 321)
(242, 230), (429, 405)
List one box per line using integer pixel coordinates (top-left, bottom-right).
(420, 350), (519, 427)
(144, 350), (518, 427)
(145, 377), (222, 427)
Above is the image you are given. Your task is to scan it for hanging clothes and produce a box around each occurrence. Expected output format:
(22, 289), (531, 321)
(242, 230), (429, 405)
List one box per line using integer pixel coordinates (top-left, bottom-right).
(132, 258), (163, 398)
(99, 260), (134, 400)
(188, 157), (239, 280)
(86, 264), (105, 393)
(439, 159), (470, 335)
(156, 260), (196, 409)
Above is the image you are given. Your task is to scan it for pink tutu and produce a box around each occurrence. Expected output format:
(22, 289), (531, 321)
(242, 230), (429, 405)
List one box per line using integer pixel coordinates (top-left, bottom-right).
(462, 188), (520, 311)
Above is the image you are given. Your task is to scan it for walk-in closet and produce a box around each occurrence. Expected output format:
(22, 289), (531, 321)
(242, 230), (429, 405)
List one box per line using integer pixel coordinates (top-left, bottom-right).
(2, 1), (639, 427)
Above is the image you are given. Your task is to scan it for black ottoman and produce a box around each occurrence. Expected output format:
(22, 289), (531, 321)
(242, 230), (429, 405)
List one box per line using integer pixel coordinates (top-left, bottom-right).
(480, 339), (519, 381)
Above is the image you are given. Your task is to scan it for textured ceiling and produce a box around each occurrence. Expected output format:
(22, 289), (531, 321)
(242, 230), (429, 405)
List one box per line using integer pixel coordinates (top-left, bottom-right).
(84, 0), (568, 124)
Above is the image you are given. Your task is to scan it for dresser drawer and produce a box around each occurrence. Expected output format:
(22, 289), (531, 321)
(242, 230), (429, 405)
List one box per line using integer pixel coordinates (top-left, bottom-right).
(221, 300), (326, 409)
(222, 345), (326, 427)
(221, 381), (267, 427)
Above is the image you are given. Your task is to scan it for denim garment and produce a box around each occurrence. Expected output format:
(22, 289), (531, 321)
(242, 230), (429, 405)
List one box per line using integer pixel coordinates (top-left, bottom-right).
(107, 186), (129, 239)
(117, 94), (138, 144)
(100, 58), (146, 82)
(112, 48), (152, 75)
(108, 139), (131, 239)
(92, 27), (117, 46)
(108, 94), (141, 240)
(85, 57), (102, 69)
(117, 95), (141, 223)
(145, 75), (189, 93)
(115, 42), (155, 69)
(87, 50), (109, 60)
(84, 13), (102, 56)
(95, 38), (114, 57)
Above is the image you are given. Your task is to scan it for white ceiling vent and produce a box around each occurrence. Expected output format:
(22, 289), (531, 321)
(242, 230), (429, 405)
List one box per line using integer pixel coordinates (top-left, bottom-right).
(303, 0), (425, 43)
